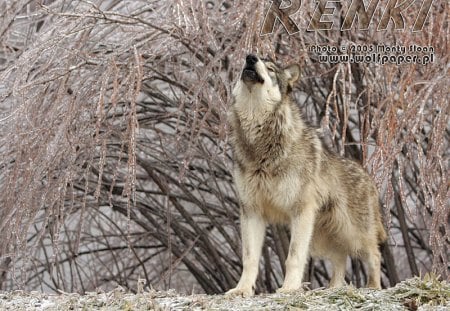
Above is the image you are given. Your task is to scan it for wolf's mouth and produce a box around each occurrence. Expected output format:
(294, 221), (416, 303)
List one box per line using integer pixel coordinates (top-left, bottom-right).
(242, 67), (264, 84)
(241, 54), (264, 84)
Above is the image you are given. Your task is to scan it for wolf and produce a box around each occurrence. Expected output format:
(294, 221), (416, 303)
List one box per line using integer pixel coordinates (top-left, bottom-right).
(226, 54), (387, 297)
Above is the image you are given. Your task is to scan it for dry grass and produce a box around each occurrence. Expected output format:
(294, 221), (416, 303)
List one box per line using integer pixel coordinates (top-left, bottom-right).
(0, 275), (449, 310)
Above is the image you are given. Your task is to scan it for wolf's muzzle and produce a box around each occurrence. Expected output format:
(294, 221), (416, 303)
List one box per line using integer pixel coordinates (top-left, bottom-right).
(242, 54), (264, 84)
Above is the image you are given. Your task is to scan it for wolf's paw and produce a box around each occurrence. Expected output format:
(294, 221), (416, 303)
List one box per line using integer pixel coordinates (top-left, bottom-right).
(366, 281), (381, 289)
(225, 287), (254, 297)
(329, 280), (346, 288)
(276, 286), (302, 295)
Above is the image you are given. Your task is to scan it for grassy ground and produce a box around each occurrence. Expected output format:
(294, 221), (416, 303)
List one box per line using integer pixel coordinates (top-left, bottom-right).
(1, 275), (448, 310)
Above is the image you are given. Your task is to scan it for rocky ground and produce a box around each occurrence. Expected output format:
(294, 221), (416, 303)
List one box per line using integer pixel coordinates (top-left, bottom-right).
(0, 276), (448, 310)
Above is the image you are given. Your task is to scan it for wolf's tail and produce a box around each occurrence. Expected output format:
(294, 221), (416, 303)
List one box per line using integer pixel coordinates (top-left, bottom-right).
(376, 200), (388, 244)
(377, 220), (388, 244)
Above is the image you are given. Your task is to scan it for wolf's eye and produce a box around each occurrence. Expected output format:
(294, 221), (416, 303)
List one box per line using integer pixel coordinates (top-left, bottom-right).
(267, 67), (275, 73)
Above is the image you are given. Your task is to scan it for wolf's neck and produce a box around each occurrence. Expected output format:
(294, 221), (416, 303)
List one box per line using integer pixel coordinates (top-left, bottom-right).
(232, 80), (283, 121)
(234, 91), (276, 122)
(234, 100), (305, 152)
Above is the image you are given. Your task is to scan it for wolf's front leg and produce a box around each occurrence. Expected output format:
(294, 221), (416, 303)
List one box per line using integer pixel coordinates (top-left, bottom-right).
(226, 211), (266, 297)
(278, 206), (316, 294)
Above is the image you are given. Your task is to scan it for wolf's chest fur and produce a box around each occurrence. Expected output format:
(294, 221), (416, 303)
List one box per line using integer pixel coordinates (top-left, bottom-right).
(230, 102), (315, 222)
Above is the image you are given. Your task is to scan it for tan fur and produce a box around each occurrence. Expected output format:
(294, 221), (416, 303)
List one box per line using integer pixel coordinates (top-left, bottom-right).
(226, 55), (387, 297)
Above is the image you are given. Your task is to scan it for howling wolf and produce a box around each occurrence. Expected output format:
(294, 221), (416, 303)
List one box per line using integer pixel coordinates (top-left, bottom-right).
(226, 54), (387, 297)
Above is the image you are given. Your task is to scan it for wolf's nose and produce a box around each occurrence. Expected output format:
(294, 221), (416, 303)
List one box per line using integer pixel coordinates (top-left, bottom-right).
(246, 54), (258, 66)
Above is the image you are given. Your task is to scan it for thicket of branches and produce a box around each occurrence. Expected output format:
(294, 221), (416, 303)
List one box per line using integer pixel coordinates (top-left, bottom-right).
(0, 0), (448, 294)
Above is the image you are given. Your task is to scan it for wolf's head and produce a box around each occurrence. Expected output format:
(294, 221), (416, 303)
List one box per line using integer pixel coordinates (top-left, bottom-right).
(233, 54), (300, 106)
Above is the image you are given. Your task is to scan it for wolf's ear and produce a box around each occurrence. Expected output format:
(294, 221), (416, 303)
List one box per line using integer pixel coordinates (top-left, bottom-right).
(284, 64), (300, 85)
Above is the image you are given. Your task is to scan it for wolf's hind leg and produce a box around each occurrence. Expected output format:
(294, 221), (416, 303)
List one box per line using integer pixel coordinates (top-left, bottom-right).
(226, 212), (266, 297)
(329, 251), (347, 287)
(362, 243), (382, 289)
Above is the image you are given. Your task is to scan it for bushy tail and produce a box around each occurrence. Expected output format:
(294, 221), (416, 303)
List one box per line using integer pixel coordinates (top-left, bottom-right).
(377, 220), (388, 244)
(375, 199), (388, 244)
